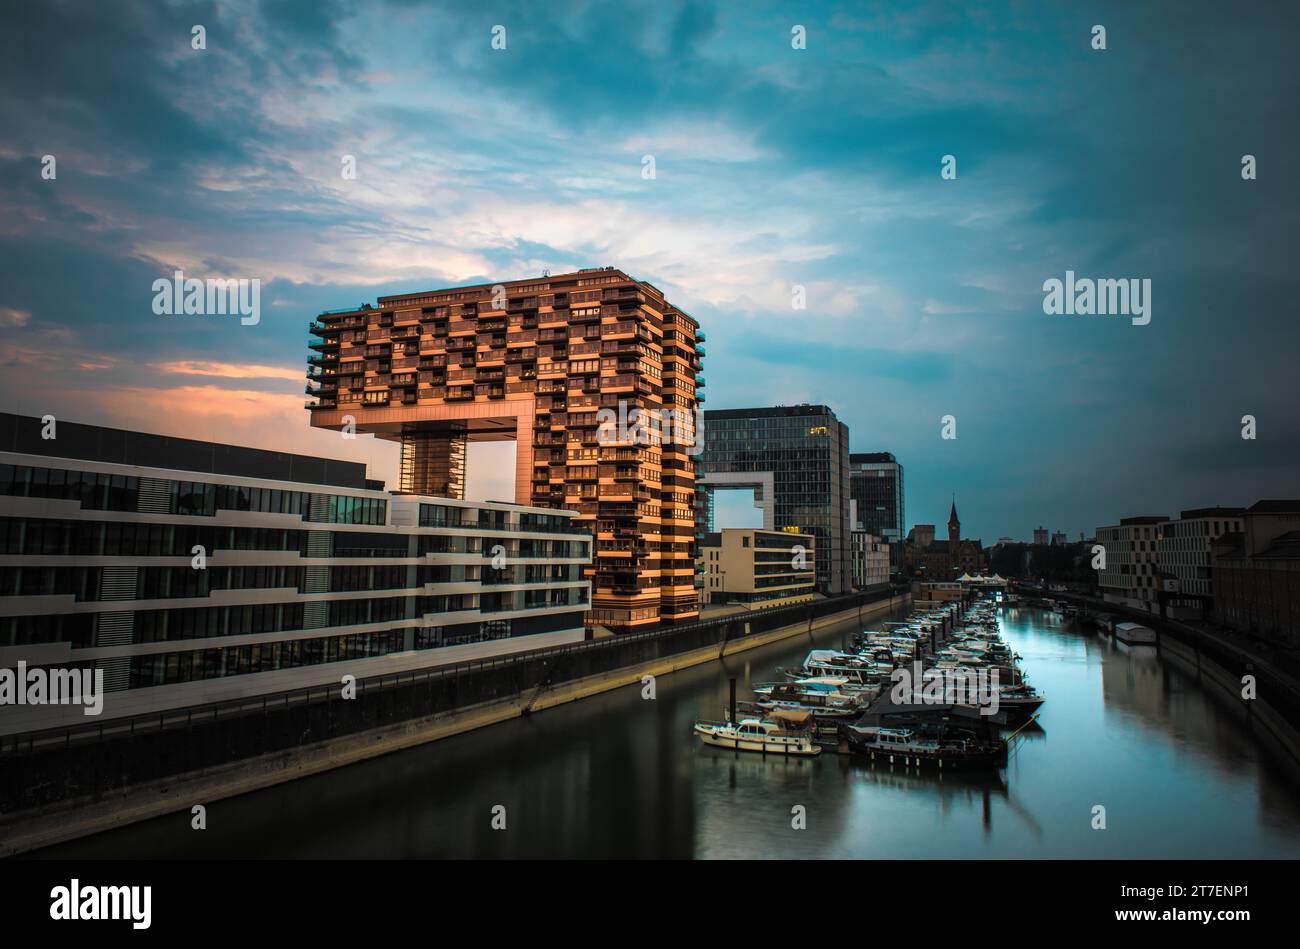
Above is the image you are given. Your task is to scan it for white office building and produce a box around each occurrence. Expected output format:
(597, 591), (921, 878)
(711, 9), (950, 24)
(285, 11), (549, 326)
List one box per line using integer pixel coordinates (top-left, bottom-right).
(1096, 515), (1169, 612)
(1158, 507), (1245, 616)
(0, 414), (591, 737)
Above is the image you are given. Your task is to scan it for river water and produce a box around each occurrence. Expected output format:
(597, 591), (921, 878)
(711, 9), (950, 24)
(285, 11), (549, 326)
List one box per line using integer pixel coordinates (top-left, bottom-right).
(36, 606), (1300, 858)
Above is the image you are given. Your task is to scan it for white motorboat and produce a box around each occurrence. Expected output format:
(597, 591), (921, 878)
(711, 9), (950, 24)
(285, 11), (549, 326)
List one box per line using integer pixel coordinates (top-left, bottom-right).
(694, 711), (822, 756)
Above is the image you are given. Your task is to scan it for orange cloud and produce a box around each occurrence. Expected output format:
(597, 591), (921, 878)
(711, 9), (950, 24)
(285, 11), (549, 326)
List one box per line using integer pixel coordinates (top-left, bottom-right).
(149, 360), (304, 383)
(92, 384), (401, 487)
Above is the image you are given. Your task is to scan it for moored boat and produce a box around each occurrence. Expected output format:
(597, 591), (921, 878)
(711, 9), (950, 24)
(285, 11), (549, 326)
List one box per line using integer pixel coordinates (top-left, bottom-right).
(752, 679), (867, 717)
(694, 710), (822, 756)
(840, 723), (1007, 769)
(994, 684), (1046, 720)
(1114, 621), (1157, 645)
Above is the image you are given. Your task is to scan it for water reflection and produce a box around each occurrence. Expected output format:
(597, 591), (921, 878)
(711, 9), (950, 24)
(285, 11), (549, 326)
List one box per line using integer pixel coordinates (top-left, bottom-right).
(33, 606), (1300, 859)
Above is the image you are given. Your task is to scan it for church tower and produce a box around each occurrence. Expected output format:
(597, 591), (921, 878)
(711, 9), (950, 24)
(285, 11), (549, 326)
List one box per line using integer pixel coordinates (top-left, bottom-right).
(948, 496), (960, 548)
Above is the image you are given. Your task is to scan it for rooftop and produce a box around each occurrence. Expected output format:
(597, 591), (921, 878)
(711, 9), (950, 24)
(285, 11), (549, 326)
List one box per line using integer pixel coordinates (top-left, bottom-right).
(0, 413), (370, 490)
(1248, 500), (1300, 514)
(704, 404), (838, 421)
(1257, 531), (1300, 559)
(1179, 506), (1247, 519)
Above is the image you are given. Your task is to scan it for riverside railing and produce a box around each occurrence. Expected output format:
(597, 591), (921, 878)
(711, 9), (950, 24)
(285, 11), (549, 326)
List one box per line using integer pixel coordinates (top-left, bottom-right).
(0, 587), (905, 812)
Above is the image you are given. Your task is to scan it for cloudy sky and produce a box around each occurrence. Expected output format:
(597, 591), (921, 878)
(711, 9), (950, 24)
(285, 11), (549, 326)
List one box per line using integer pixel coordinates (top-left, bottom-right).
(1, 0), (1296, 541)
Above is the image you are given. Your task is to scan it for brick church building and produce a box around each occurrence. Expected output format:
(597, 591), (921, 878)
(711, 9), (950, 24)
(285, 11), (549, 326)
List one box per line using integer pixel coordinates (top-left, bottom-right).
(905, 498), (986, 579)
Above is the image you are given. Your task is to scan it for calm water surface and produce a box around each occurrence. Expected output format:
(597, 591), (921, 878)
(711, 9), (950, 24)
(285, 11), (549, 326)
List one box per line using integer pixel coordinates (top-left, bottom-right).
(38, 607), (1300, 858)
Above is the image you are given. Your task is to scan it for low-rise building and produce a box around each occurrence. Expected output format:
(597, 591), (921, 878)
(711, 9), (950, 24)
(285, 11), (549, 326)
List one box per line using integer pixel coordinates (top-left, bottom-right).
(1096, 515), (1169, 611)
(1212, 500), (1300, 647)
(0, 414), (592, 737)
(912, 580), (964, 604)
(700, 528), (816, 609)
(903, 499), (984, 579)
(1158, 507), (1245, 617)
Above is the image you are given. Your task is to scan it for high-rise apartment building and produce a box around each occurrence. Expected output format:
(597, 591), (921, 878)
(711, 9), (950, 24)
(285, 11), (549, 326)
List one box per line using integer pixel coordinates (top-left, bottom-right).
(0, 414), (591, 736)
(306, 268), (702, 632)
(701, 405), (851, 594)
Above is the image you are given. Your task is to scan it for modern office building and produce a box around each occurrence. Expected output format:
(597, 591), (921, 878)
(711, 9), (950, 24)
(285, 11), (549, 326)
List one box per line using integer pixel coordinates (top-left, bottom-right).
(1096, 515), (1169, 611)
(1033, 526), (1049, 546)
(0, 414), (591, 736)
(1158, 507), (1245, 617)
(306, 267), (701, 632)
(850, 529), (891, 591)
(701, 405), (851, 594)
(848, 452), (904, 572)
(700, 528), (817, 608)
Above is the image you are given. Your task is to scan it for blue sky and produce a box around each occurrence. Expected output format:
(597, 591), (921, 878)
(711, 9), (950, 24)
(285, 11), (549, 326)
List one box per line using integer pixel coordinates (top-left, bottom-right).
(1, 0), (1297, 541)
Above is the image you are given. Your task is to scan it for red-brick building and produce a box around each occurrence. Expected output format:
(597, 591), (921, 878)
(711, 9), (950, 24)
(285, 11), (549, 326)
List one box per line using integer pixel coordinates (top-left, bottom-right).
(904, 499), (985, 579)
(1212, 500), (1300, 648)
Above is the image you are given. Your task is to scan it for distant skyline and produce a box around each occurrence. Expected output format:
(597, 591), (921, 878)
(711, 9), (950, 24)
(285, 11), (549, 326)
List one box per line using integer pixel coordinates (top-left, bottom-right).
(2, 2), (1297, 542)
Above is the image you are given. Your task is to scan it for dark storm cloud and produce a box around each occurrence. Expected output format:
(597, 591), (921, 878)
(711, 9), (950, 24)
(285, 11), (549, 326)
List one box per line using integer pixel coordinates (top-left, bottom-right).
(0, 0), (1295, 540)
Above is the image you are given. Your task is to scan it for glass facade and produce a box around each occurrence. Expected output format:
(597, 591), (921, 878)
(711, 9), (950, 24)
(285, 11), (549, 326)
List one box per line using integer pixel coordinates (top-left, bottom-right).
(701, 406), (851, 594)
(0, 421), (594, 727)
(849, 452), (904, 574)
(0, 462), (385, 525)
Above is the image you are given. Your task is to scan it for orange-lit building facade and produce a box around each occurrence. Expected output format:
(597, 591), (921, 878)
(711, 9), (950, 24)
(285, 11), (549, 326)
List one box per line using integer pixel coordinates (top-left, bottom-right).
(306, 268), (703, 631)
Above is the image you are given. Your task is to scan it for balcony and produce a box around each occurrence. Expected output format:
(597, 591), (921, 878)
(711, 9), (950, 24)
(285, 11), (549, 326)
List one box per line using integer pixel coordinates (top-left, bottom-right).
(600, 321), (637, 338)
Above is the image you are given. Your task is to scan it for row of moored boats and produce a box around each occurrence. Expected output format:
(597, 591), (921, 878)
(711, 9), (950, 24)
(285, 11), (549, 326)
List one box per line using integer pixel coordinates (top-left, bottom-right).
(694, 596), (1045, 768)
